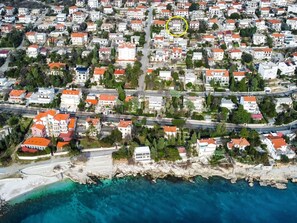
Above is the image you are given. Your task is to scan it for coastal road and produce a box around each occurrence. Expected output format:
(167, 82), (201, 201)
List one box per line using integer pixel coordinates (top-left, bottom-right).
(0, 104), (297, 133)
(138, 7), (153, 92)
(80, 87), (297, 98)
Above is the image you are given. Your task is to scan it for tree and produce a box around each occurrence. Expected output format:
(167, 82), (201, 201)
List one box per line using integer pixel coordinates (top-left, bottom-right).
(185, 100), (195, 114)
(240, 128), (249, 138)
(172, 119), (186, 128)
(117, 86), (126, 102)
(231, 105), (251, 124)
(166, 4), (172, 10)
(241, 53), (253, 64)
(78, 99), (86, 111)
(212, 122), (227, 137)
(212, 23), (219, 30)
(230, 13), (240, 19)
(189, 3), (199, 11)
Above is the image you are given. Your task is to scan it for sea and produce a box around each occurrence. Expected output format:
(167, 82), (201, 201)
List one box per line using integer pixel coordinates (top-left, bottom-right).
(1, 177), (297, 223)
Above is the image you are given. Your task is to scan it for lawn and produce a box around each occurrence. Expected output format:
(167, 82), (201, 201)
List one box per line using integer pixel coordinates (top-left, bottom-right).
(79, 138), (112, 148)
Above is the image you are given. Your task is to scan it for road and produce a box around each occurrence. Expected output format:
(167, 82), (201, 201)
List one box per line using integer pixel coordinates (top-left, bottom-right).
(1, 103), (297, 133)
(138, 7), (153, 91)
(83, 87), (297, 98)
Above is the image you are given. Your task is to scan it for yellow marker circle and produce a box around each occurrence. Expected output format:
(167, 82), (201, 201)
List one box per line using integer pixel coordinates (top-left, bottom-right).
(165, 16), (188, 37)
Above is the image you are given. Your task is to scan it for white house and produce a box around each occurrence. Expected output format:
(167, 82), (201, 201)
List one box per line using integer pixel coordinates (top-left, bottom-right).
(220, 98), (237, 110)
(134, 146), (151, 163)
(74, 67), (90, 85)
(184, 96), (205, 113)
(159, 71), (172, 80)
(261, 134), (295, 160)
(60, 89), (82, 112)
(275, 97), (293, 112)
(147, 96), (163, 112)
(88, 0), (99, 8)
(258, 62), (278, 80)
(240, 96), (259, 114)
(27, 45), (39, 58)
(253, 48), (272, 60)
(227, 138), (250, 150)
(28, 88), (55, 105)
(117, 42), (136, 64)
(71, 32), (88, 46)
(192, 52), (202, 60)
(205, 69), (229, 85)
(278, 61), (296, 76)
(163, 126), (177, 139)
(118, 120), (133, 139)
(253, 33), (266, 45)
(197, 138), (217, 158)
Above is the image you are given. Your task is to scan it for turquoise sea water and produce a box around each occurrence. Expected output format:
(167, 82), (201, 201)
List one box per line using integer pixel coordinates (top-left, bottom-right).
(1, 177), (297, 223)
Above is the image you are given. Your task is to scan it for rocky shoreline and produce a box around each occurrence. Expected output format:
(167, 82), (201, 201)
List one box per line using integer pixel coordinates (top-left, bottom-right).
(111, 159), (297, 190)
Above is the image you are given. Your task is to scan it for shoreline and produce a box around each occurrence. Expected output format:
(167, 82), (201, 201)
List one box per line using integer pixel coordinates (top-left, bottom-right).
(1, 158), (297, 203)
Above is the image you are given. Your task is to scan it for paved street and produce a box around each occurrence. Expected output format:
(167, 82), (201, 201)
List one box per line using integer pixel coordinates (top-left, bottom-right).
(0, 103), (297, 133)
(138, 7), (153, 91)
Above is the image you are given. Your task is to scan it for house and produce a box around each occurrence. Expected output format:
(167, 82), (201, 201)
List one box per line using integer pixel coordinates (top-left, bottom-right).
(258, 62), (278, 80)
(240, 96), (259, 114)
(114, 69), (125, 81)
(184, 70), (197, 84)
(159, 71), (171, 80)
(9, 90), (26, 103)
(163, 126), (177, 139)
(98, 94), (117, 108)
(85, 94), (98, 107)
(272, 33), (285, 47)
(211, 48), (224, 61)
(130, 20), (143, 31)
(0, 50), (10, 58)
(28, 88), (55, 105)
(33, 110), (76, 138)
(21, 137), (51, 153)
(184, 96), (205, 113)
(74, 67), (89, 84)
(88, 0), (99, 8)
(197, 138), (217, 158)
(27, 45), (39, 58)
(266, 19), (282, 31)
(229, 49), (242, 60)
(85, 117), (101, 137)
(233, 71), (246, 82)
(205, 69), (229, 85)
(177, 147), (187, 161)
(60, 89), (82, 112)
(287, 18), (297, 30)
(278, 61), (297, 76)
(190, 21), (199, 30)
(225, 19), (236, 30)
(147, 96), (163, 111)
(69, 6), (78, 14)
(261, 133), (295, 160)
(253, 33), (266, 45)
(220, 98), (237, 110)
(48, 62), (66, 75)
(253, 48), (272, 60)
(117, 42), (136, 64)
(275, 97), (293, 112)
(87, 22), (97, 32)
(227, 138), (250, 150)
(118, 120), (133, 139)
(72, 11), (87, 23)
(192, 52), (202, 60)
(93, 67), (106, 83)
(134, 146), (151, 163)
(71, 32), (88, 46)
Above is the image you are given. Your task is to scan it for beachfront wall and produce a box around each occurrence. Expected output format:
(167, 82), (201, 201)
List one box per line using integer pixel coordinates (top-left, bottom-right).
(17, 151), (69, 160)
